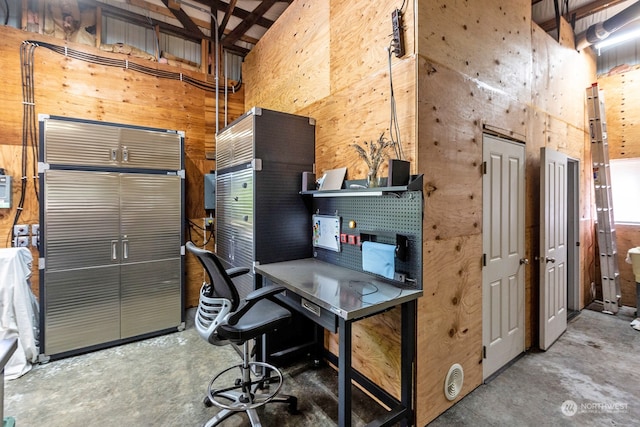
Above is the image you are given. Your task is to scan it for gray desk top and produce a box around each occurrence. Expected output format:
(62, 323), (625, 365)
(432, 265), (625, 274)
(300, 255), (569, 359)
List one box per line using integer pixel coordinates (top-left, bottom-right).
(0, 338), (18, 372)
(254, 258), (422, 320)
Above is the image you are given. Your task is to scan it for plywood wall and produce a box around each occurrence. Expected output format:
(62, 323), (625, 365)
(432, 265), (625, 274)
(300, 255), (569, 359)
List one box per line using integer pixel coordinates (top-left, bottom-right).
(416, 4), (596, 422)
(0, 25), (244, 308)
(245, 1), (597, 425)
(245, 0), (416, 180)
(598, 65), (640, 307)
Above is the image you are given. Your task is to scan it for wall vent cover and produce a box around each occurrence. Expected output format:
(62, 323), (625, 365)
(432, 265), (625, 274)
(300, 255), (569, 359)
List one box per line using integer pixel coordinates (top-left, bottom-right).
(444, 363), (464, 401)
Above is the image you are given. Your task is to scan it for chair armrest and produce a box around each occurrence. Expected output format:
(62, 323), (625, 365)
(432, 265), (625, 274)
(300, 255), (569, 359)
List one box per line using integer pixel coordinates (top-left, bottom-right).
(226, 267), (250, 279)
(227, 286), (287, 325)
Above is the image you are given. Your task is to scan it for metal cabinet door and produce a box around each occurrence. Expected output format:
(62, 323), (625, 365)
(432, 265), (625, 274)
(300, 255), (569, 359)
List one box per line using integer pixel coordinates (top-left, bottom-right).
(44, 169), (121, 271)
(119, 173), (182, 263)
(44, 267), (121, 355)
(119, 173), (182, 338)
(215, 172), (233, 265)
(215, 113), (254, 169)
(230, 168), (254, 266)
(120, 258), (182, 338)
(119, 128), (182, 171)
(43, 169), (121, 355)
(44, 119), (121, 169)
(228, 169), (254, 297)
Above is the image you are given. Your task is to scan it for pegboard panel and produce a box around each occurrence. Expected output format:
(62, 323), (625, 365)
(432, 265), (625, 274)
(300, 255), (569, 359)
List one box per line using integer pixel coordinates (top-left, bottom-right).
(312, 191), (422, 289)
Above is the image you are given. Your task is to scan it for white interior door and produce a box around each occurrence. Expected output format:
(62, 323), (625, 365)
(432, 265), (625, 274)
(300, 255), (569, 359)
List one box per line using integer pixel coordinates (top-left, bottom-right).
(482, 134), (526, 380)
(539, 147), (568, 350)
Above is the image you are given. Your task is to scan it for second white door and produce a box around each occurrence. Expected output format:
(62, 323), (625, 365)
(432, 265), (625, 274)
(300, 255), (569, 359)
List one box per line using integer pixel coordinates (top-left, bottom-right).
(539, 147), (568, 350)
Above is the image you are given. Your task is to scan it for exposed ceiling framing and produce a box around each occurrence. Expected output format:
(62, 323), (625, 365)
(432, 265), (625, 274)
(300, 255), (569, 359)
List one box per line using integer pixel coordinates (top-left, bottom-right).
(73, 1), (633, 58)
(535, 0), (630, 32)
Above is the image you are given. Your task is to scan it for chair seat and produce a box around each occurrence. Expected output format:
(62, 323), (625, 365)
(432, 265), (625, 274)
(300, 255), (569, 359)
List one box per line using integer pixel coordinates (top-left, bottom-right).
(218, 299), (291, 343)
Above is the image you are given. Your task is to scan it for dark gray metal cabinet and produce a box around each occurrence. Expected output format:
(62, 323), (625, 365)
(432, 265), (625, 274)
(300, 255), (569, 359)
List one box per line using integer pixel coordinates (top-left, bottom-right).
(215, 107), (315, 298)
(39, 116), (184, 358)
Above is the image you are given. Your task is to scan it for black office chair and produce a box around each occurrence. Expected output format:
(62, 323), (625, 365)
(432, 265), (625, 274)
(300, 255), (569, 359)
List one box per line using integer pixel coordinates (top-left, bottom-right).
(185, 242), (298, 427)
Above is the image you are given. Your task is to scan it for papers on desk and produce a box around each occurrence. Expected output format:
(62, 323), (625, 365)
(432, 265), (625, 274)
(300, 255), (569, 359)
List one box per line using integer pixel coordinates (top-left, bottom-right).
(361, 241), (395, 280)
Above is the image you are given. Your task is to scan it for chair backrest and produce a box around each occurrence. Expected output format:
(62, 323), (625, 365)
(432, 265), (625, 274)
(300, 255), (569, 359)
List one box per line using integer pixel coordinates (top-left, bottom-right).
(185, 241), (241, 312)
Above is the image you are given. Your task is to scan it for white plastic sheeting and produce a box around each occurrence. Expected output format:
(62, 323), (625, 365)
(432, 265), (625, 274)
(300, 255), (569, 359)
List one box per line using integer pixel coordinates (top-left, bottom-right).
(0, 247), (38, 379)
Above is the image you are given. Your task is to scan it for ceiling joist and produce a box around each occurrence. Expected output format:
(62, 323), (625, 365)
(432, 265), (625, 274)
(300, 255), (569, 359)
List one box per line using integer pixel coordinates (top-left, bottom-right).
(538, 0), (628, 32)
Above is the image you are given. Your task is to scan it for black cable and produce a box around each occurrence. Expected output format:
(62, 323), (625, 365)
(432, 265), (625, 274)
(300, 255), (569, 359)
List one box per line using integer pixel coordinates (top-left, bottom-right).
(387, 42), (404, 160)
(2, 0), (8, 26)
(187, 218), (212, 245)
(26, 40), (242, 94)
(9, 42), (31, 247)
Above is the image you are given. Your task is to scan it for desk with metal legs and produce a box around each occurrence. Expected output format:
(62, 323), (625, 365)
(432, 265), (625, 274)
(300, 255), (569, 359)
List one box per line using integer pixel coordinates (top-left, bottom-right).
(254, 258), (421, 427)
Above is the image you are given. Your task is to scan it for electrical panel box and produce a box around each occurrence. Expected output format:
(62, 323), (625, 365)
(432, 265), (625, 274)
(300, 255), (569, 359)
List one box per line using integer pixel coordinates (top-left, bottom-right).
(204, 173), (216, 210)
(0, 175), (11, 208)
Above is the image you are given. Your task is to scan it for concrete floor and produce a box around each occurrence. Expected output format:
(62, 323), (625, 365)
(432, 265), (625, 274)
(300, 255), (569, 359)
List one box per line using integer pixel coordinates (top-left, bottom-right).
(4, 306), (640, 426)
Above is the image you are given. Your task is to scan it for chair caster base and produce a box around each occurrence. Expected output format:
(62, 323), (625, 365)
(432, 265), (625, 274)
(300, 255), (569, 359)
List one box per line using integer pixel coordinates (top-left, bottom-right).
(287, 396), (298, 414)
(203, 395), (213, 407)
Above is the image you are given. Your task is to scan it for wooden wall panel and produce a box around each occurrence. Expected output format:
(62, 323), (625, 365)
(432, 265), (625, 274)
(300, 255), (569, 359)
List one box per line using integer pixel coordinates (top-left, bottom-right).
(244, 0), (331, 112)
(598, 65), (640, 158)
(417, 56), (527, 242)
(0, 26), (243, 308)
(414, 2), (595, 424)
(329, 0), (415, 93)
(531, 25), (594, 131)
(326, 308), (402, 399)
(298, 58), (416, 178)
(417, 234), (483, 421)
(418, 0), (532, 105)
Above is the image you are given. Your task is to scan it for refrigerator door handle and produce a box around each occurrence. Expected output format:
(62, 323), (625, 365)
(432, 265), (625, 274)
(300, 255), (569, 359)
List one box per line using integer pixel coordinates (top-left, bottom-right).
(111, 148), (118, 162)
(122, 239), (129, 259)
(122, 146), (129, 163)
(111, 240), (119, 260)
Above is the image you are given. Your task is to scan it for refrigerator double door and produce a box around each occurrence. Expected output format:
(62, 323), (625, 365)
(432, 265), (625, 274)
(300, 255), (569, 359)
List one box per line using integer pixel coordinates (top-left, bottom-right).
(43, 170), (182, 355)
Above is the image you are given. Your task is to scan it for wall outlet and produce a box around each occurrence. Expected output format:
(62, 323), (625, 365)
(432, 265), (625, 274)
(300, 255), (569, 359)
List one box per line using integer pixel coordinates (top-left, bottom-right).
(13, 224), (29, 236)
(32, 224), (40, 236)
(16, 236), (29, 247)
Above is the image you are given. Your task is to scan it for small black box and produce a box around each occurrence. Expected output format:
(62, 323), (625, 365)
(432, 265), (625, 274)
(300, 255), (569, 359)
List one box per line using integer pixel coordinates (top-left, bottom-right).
(302, 171), (316, 191)
(388, 159), (410, 186)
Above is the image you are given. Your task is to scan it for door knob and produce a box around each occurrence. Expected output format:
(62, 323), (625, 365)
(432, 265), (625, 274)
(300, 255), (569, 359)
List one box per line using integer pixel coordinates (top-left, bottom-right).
(520, 258), (529, 265)
(546, 257), (556, 263)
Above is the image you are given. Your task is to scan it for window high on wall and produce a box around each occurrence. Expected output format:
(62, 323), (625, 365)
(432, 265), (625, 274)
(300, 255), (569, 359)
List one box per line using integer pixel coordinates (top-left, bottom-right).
(101, 15), (157, 59)
(610, 158), (640, 224)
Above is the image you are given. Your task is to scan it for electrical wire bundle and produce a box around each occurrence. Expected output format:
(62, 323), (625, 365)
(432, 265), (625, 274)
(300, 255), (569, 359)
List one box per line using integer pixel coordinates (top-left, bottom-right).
(24, 40), (242, 94)
(7, 42), (39, 247)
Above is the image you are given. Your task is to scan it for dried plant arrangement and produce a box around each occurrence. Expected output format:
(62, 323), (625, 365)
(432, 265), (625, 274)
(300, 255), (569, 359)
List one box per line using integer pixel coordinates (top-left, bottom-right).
(350, 133), (393, 186)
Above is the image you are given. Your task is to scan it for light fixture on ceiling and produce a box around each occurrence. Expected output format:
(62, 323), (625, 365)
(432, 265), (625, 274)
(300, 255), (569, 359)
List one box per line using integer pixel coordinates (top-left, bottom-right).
(594, 26), (640, 51)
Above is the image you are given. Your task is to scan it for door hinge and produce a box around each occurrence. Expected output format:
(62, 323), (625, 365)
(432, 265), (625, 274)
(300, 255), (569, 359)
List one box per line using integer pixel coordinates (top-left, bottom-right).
(483, 345), (487, 359)
(482, 161), (487, 175)
(482, 253), (486, 267)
